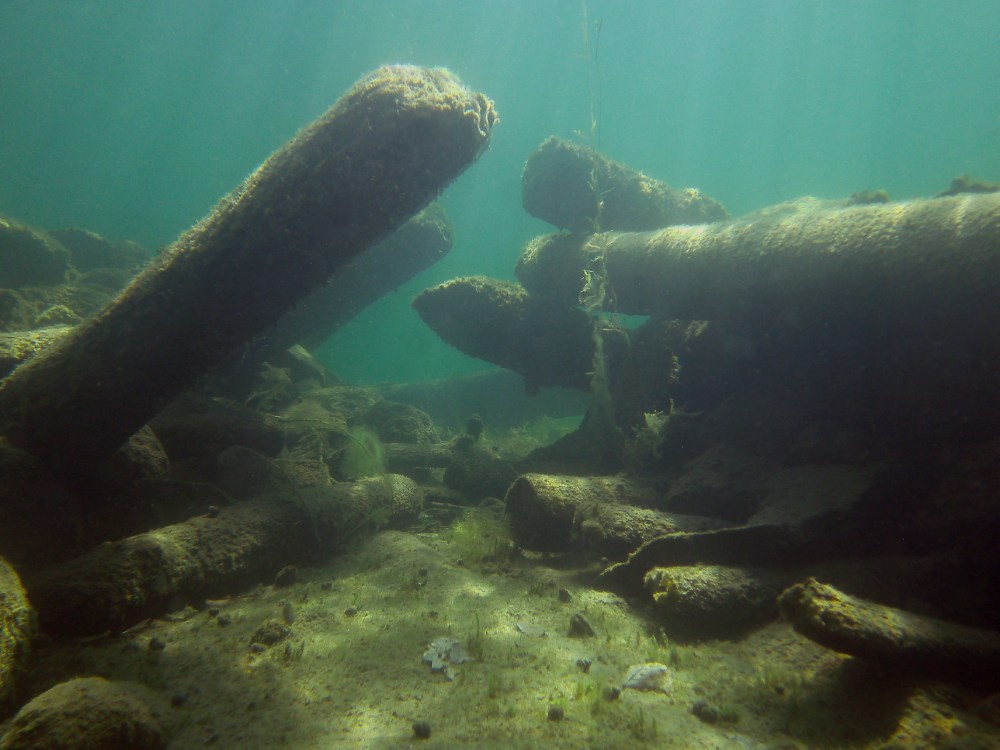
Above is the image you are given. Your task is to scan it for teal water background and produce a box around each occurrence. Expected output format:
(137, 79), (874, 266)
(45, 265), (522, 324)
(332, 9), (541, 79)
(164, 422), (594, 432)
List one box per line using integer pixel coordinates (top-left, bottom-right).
(2, 0), (998, 384)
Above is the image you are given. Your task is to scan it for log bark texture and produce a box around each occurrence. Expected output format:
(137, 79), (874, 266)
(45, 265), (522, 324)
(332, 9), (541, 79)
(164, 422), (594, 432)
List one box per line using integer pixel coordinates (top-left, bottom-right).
(516, 194), (1000, 326)
(522, 136), (728, 232)
(27, 452), (423, 636)
(504, 472), (722, 553)
(0, 66), (497, 482)
(0, 557), (35, 715)
(412, 276), (602, 393)
(779, 577), (1000, 687)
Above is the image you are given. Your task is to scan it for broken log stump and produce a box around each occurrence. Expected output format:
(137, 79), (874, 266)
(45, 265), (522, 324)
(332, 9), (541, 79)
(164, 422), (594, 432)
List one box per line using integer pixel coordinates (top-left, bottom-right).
(522, 136), (728, 232)
(0, 66), (497, 484)
(779, 578), (1000, 687)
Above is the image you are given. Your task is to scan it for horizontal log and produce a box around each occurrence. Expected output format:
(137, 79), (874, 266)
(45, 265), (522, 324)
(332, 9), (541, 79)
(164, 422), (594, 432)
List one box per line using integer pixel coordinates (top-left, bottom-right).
(515, 194), (1000, 328)
(27, 450), (423, 636)
(412, 277), (600, 393)
(522, 136), (727, 232)
(504, 472), (721, 554)
(779, 578), (1000, 687)
(0, 66), (497, 484)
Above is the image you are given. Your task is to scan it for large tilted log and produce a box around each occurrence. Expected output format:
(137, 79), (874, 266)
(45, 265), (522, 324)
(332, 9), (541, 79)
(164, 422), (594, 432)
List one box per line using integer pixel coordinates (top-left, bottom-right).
(27, 449), (423, 637)
(215, 203), (453, 384)
(522, 136), (728, 232)
(779, 578), (1000, 687)
(516, 193), (1000, 326)
(0, 66), (497, 483)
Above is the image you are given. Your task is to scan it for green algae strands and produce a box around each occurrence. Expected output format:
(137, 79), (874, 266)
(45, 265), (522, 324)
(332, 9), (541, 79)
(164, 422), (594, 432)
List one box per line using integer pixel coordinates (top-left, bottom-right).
(0, 66), (497, 482)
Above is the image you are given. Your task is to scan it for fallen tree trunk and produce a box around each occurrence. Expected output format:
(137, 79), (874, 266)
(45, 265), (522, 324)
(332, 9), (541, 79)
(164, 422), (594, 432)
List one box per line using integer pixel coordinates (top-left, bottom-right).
(779, 577), (1000, 687)
(522, 136), (728, 232)
(504, 473), (722, 553)
(212, 204), (454, 392)
(27, 457), (423, 637)
(0, 557), (34, 715)
(0, 66), (496, 484)
(412, 276), (604, 393)
(516, 193), (1000, 326)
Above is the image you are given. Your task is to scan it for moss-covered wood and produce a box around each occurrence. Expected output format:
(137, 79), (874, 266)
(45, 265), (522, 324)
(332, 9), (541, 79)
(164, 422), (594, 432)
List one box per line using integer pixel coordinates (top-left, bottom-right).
(516, 193), (1000, 325)
(779, 577), (1000, 687)
(521, 136), (728, 232)
(27, 449), (423, 636)
(0, 66), (497, 483)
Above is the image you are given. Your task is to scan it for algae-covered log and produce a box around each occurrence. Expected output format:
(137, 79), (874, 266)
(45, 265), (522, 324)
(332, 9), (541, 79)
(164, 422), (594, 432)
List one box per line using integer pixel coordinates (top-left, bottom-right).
(522, 136), (728, 232)
(0, 557), (35, 714)
(779, 578), (1000, 687)
(516, 193), (1000, 325)
(503, 472), (722, 554)
(412, 276), (598, 393)
(0, 66), (497, 482)
(28, 448), (423, 636)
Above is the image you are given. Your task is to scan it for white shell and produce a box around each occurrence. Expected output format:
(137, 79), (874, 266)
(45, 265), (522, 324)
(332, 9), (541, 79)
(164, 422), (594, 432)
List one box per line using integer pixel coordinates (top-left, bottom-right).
(621, 662), (672, 693)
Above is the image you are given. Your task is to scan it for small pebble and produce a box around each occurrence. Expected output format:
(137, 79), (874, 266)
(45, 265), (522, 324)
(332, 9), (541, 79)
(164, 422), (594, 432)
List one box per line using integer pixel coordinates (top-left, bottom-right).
(148, 637), (166, 652)
(547, 705), (565, 722)
(576, 657), (592, 673)
(344, 606), (358, 618)
(207, 607), (220, 618)
(412, 720), (432, 739)
(557, 587), (572, 603)
(217, 614), (232, 627)
(281, 601), (296, 625)
(206, 505), (220, 518)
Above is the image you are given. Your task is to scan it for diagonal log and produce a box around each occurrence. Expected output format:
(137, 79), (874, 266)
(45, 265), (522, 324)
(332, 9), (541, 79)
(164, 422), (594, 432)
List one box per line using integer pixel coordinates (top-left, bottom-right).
(0, 66), (496, 484)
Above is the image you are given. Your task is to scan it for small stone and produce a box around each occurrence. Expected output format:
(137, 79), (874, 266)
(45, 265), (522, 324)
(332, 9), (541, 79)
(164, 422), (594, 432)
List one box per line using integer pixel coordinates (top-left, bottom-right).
(170, 692), (188, 707)
(575, 657), (592, 673)
(412, 720), (432, 739)
(206, 505), (220, 518)
(248, 619), (291, 649)
(273, 565), (298, 588)
(547, 705), (565, 722)
(148, 637), (166, 652)
(344, 606), (358, 617)
(567, 612), (595, 638)
(207, 607), (220, 617)
(216, 614), (232, 627)
(280, 600), (296, 625)
(557, 587), (572, 603)
(602, 686), (621, 702)
(691, 699), (720, 724)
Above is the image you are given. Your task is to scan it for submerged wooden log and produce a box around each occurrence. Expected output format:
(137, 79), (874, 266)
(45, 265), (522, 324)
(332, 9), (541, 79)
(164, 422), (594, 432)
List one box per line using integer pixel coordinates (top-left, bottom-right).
(215, 203), (453, 387)
(0, 66), (497, 484)
(28, 452), (423, 636)
(412, 276), (600, 393)
(779, 578), (1000, 687)
(516, 193), (1000, 325)
(522, 136), (728, 232)
(503, 472), (722, 554)
(0, 557), (35, 713)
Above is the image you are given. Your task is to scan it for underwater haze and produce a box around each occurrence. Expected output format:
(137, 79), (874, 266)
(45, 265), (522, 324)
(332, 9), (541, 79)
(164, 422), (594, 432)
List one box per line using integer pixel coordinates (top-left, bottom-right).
(2, 0), (998, 384)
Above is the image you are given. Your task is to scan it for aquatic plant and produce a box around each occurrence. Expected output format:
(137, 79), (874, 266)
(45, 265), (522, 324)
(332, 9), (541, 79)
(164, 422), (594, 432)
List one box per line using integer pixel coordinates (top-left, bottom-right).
(339, 425), (386, 480)
(446, 508), (512, 564)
